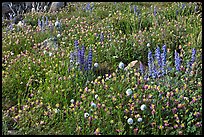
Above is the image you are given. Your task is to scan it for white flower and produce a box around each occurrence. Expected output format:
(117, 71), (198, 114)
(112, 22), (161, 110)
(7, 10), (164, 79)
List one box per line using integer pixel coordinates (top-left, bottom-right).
(49, 52), (52, 56)
(43, 50), (46, 54)
(119, 62), (125, 69)
(70, 99), (74, 103)
(94, 63), (99, 68)
(137, 117), (143, 122)
(91, 102), (96, 108)
(140, 104), (146, 111)
(147, 43), (150, 47)
(54, 108), (60, 113)
(57, 33), (61, 38)
(126, 89), (133, 96)
(95, 94), (98, 99)
(10, 51), (14, 56)
(84, 112), (89, 118)
(127, 118), (133, 125)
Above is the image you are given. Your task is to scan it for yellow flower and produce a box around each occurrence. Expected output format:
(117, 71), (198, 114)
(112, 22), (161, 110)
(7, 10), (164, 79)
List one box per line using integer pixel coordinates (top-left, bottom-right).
(175, 88), (179, 93)
(56, 103), (60, 108)
(95, 128), (100, 133)
(133, 93), (137, 99)
(181, 123), (185, 128)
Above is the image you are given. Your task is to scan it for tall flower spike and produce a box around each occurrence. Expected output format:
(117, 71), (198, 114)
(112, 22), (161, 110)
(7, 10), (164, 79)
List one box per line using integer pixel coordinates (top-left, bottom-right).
(87, 47), (92, 70)
(152, 60), (157, 79)
(154, 6), (157, 16)
(100, 32), (104, 42)
(38, 18), (41, 28)
(134, 5), (137, 14)
(155, 46), (162, 73)
(45, 16), (48, 26)
(175, 50), (181, 71)
(191, 48), (196, 65)
(148, 50), (153, 77)
(80, 45), (85, 69)
(161, 45), (167, 75)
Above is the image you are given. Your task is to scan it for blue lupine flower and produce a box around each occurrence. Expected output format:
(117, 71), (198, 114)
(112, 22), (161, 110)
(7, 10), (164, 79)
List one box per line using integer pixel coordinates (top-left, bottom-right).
(9, 13), (12, 21)
(41, 17), (44, 31)
(70, 52), (74, 63)
(155, 46), (162, 69)
(38, 19), (41, 28)
(140, 62), (144, 75)
(9, 23), (13, 31)
(176, 10), (179, 16)
(100, 32), (104, 42)
(191, 48), (196, 65)
(175, 50), (181, 71)
(152, 61), (157, 79)
(86, 3), (91, 11)
(45, 16), (48, 26)
(87, 47), (92, 70)
(154, 6), (157, 16)
(77, 48), (81, 65)
(80, 45), (85, 67)
(74, 40), (79, 49)
(84, 56), (88, 71)
(134, 5), (137, 14)
(181, 3), (185, 10)
(148, 50), (153, 77)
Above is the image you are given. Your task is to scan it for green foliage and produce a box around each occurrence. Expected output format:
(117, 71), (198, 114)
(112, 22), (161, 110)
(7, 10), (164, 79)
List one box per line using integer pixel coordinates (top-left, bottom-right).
(2, 2), (202, 135)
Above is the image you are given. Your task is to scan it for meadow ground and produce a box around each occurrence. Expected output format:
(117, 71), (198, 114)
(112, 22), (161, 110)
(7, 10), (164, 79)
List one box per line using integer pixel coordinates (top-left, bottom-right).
(2, 2), (202, 135)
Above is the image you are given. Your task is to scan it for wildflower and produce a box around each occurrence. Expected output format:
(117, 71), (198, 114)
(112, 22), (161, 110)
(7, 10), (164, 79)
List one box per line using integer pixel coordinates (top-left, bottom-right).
(180, 123), (185, 128)
(152, 62), (157, 79)
(94, 62), (99, 68)
(127, 118), (133, 125)
(137, 117), (142, 122)
(140, 104), (146, 111)
(158, 125), (164, 129)
(155, 46), (162, 71)
(126, 88), (133, 96)
(56, 103), (60, 108)
(175, 50), (181, 71)
(119, 62), (125, 69)
(84, 112), (89, 118)
(49, 52), (52, 56)
(55, 18), (60, 28)
(195, 122), (202, 127)
(45, 16), (48, 26)
(70, 99), (74, 103)
(161, 45), (167, 75)
(147, 43), (150, 47)
(100, 32), (104, 42)
(190, 48), (196, 68)
(11, 51), (14, 56)
(87, 47), (92, 70)
(174, 124), (178, 129)
(80, 45), (85, 68)
(37, 18), (41, 28)
(54, 108), (60, 113)
(148, 50), (153, 77)
(94, 128), (100, 135)
(91, 102), (96, 108)
(57, 33), (61, 38)
(153, 6), (157, 16)
(95, 94), (98, 99)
